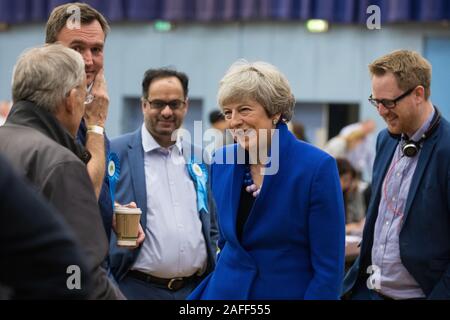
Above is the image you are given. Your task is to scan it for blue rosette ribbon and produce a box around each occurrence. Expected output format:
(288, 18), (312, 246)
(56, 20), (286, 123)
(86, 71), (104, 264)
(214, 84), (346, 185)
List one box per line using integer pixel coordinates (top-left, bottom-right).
(107, 152), (121, 210)
(187, 158), (209, 214)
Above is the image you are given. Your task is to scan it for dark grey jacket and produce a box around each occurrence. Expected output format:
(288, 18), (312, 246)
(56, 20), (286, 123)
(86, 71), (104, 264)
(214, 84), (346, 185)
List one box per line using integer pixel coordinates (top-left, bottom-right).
(0, 101), (123, 300)
(0, 154), (92, 299)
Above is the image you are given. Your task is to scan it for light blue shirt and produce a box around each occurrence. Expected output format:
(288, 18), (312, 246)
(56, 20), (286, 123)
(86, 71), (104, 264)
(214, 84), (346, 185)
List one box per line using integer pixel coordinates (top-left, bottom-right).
(372, 109), (435, 299)
(132, 124), (207, 278)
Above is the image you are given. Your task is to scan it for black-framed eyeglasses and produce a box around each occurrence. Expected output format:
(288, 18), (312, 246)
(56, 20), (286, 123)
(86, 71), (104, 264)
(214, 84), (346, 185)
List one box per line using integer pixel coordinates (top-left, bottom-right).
(144, 98), (186, 110)
(368, 87), (416, 109)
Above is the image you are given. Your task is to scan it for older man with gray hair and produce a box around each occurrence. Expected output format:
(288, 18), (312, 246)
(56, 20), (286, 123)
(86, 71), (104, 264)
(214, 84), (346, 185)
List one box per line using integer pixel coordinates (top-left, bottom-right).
(0, 44), (123, 299)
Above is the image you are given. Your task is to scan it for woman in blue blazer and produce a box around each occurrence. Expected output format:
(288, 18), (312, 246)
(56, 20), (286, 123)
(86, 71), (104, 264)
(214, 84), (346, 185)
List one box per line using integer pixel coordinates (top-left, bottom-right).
(189, 61), (345, 300)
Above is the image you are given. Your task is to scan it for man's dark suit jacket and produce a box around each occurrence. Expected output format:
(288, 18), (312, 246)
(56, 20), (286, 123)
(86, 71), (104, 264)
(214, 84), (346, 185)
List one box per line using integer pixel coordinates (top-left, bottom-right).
(343, 115), (450, 299)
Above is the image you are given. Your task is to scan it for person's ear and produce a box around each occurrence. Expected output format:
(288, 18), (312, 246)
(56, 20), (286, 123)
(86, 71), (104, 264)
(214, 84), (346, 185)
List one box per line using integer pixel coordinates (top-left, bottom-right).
(414, 86), (426, 102)
(272, 113), (282, 126)
(141, 98), (147, 115)
(64, 88), (77, 115)
(183, 97), (189, 115)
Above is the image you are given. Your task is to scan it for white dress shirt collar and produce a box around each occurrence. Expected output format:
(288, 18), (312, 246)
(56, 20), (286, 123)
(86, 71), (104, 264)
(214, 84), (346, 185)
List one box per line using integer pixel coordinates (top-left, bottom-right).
(141, 123), (183, 155)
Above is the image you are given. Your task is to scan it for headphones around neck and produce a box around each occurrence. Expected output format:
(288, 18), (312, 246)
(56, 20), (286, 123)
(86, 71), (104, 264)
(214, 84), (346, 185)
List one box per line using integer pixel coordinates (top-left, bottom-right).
(400, 108), (441, 157)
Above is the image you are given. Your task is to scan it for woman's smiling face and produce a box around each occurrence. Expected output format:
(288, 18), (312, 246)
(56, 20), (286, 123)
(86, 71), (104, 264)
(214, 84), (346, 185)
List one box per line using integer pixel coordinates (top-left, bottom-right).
(222, 99), (276, 151)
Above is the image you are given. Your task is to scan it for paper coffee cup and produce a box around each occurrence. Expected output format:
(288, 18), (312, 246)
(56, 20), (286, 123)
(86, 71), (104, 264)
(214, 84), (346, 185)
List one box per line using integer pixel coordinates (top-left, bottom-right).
(114, 206), (142, 247)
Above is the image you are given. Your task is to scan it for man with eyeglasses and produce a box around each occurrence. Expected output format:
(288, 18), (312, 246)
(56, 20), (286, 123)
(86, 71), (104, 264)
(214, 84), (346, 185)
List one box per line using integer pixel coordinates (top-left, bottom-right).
(109, 68), (218, 299)
(342, 50), (450, 300)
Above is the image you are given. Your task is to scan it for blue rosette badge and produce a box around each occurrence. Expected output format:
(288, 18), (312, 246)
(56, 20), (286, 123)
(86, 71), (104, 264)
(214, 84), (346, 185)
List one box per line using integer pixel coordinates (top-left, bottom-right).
(107, 153), (121, 209)
(187, 158), (209, 214)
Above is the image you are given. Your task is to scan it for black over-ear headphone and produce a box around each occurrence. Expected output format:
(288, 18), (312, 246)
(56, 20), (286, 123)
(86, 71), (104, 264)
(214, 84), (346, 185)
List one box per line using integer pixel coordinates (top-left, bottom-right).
(401, 108), (441, 157)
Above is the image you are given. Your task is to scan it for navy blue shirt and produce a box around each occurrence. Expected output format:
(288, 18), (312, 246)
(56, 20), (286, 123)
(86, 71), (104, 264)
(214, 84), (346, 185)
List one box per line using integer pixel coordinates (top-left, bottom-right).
(77, 119), (113, 241)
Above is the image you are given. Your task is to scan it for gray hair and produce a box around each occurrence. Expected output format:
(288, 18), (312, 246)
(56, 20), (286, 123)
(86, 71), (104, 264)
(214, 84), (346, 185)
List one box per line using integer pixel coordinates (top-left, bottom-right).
(218, 60), (295, 122)
(12, 44), (85, 113)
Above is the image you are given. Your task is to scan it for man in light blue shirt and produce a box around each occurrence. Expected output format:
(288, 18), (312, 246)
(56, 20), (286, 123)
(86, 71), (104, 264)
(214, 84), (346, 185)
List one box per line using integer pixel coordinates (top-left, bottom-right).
(109, 68), (218, 300)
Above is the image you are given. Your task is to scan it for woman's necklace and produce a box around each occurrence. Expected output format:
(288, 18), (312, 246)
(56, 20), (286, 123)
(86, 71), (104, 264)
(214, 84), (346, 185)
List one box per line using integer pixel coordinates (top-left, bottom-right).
(243, 165), (261, 198)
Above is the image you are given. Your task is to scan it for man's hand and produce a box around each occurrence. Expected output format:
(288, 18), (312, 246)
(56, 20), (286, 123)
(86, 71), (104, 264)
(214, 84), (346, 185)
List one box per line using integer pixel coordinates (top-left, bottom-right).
(113, 201), (146, 249)
(84, 69), (109, 128)
(84, 69), (108, 199)
(135, 223), (145, 247)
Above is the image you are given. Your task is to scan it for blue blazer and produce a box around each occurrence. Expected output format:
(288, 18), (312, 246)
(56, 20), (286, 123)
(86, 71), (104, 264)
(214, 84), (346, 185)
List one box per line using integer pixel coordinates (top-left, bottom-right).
(343, 116), (450, 299)
(188, 123), (345, 300)
(108, 128), (218, 281)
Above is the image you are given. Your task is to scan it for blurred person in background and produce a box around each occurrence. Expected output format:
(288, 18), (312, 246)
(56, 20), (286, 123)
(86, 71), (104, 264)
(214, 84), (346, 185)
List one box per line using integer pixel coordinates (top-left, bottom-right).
(291, 121), (309, 142)
(323, 128), (369, 225)
(209, 110), (227, 132)
(340, 119), (377, 182)
(336, 158), (366, 236)
(323, 128), (366, 160)
(205, 109), (232, 155)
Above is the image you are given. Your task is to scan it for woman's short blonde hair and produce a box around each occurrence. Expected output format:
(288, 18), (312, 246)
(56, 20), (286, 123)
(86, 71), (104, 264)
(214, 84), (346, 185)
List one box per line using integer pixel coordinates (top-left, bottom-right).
(218, 60), (295, 122)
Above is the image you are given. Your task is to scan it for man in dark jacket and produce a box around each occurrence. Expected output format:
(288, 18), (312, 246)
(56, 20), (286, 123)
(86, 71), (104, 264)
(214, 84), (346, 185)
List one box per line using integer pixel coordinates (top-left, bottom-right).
(46, 2), (112, 240)
(0, 44), (123, 299)
(343, 50), (450, 300)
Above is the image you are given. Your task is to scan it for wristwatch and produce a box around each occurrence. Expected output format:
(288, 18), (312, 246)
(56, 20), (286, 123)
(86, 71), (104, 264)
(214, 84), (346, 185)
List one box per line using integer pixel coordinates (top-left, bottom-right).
(87, 125), (104, 135)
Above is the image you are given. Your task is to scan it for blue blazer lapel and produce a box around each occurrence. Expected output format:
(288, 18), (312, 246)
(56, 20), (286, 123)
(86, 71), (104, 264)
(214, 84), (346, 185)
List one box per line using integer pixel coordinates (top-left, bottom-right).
(223, 159), (257, 268)
(403, 131), (439, 222)
(128, 129), (147, 228)
(214, 144), (246, 245)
